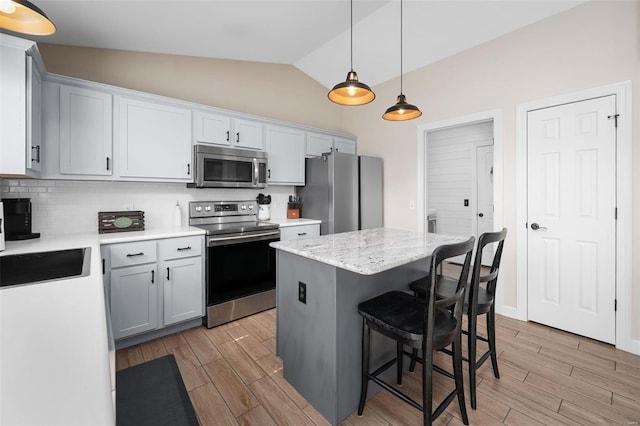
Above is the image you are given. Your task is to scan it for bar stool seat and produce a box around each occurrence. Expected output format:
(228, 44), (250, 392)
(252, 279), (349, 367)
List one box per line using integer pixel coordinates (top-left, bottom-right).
(410, 276), (494, 314)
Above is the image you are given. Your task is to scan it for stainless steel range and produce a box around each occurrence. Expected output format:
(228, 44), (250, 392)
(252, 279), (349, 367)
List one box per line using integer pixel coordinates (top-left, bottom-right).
(189, 200), (280, 328)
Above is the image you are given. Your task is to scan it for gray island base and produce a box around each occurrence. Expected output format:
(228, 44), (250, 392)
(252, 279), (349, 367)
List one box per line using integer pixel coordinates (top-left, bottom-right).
(271, 228), (468, 425)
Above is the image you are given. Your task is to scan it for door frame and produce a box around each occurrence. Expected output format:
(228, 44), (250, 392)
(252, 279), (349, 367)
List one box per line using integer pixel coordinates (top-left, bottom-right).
(472, 143), (494, 266)
(516, 81), (634, 353)
(417, 109), (504, 310)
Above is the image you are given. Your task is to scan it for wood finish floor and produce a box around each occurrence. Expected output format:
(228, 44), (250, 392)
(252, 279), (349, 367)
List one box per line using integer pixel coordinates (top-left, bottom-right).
(116, 309), (640, 425)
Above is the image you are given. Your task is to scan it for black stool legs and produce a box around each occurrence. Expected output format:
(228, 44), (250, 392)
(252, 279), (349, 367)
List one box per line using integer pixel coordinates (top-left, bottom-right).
(357, 321), (370, 416)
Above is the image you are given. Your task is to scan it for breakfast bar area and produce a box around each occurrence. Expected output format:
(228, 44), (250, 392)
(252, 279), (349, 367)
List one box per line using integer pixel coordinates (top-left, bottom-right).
(271, 228), (468, 425)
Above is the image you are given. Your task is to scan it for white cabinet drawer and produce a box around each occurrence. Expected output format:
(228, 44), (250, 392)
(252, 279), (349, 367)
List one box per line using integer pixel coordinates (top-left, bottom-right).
(110, 241), (157, 268)
(280, 224), (320, 241)
(159, 236), (203, 261)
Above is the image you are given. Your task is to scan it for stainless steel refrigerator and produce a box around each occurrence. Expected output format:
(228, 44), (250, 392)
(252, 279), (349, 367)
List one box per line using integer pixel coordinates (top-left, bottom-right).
(296, 152), (383, 235)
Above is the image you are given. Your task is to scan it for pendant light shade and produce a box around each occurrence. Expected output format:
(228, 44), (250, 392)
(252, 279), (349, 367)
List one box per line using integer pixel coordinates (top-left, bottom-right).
(328, 0), (375, 106)
(0, 0), (56, 35)
(382, 94), (422, 121)
(383, 0), (421, 121)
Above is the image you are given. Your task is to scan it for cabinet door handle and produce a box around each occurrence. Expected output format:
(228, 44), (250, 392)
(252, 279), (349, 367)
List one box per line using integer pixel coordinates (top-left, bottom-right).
(106, 157), (110, 171)
(151, 270), (155, 284)
(226, 130), (230, 142)
(166, 267), (170, 280)
(297, 232), (307, 236)
(187, 164), (191, 175)
(177, 246), (191, 251)
(268, 169), (271, 179)
(102, 258), (105, 275)
(32, 146), (40, 163)
(126, 252), (144, 257)
(236, 132), (240, 143)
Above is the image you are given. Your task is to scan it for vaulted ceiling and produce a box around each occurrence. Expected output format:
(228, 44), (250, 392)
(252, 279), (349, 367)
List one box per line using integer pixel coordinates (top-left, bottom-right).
(28, 0), (586, 88)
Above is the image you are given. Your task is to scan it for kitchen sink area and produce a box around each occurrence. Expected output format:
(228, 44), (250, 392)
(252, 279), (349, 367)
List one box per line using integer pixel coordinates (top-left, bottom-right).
(0, 247), (91, 288)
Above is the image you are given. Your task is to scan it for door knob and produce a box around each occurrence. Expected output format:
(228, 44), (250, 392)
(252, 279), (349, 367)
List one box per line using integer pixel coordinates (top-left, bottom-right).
(478, 213), (484, 217)
(530, 223), (547, 231)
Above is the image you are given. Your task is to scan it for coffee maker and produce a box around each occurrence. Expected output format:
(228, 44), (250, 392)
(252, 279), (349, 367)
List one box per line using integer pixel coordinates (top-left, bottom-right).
(1, 198), (40, 241)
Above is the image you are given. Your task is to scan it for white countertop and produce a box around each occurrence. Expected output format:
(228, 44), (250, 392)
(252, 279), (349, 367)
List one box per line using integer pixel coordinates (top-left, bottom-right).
(0, 226), (205, 426)
(267, 218), (322, 227)
(270, 228), (470, 275)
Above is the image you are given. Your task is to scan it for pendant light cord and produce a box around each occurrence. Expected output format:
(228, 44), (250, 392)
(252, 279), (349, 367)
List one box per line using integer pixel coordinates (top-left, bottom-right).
(350, 0), (354, 71)
(400, 0), (403, 94)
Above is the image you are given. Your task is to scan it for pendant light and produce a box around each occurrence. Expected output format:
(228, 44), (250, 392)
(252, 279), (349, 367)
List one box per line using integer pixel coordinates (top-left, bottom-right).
(0, 0), (56, 35)
(383, 0), (421, 121)
(328, 0), (375, 106)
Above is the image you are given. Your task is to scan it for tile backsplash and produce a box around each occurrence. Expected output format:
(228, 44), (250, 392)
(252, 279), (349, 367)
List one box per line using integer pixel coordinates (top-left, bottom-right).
(0, 178), (294, 237)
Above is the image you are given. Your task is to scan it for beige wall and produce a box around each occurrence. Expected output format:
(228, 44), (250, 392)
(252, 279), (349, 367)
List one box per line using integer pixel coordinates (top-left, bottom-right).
(342, 1), (639, 339)
(38, 44), (345, 134)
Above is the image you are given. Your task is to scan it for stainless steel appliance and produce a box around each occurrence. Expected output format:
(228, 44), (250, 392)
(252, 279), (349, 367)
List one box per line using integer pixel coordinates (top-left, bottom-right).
(296, 152), (383, 235)
(189, 200), (279, 328)
(189, 144), (268, 188)
(1, 198), (40, 240)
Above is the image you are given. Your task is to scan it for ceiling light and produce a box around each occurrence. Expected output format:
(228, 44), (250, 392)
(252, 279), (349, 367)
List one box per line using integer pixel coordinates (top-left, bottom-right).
(383, 0), (421, 121)
(328, 0), (375, 106)
(0, 0), (56, 36)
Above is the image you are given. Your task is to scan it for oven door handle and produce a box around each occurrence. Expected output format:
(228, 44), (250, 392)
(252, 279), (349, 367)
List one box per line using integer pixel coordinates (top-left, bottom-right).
(207, 230), (280, 247)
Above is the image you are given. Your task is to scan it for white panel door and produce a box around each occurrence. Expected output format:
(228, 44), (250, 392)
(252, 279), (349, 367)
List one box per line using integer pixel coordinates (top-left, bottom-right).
(266, 125), (305, 185)
(527, 95), (616, 344)
(334, 137), (356, 154)
(306, 132), (333, 157)
(476, 144), (494, 265)
(163, 257), (203, 326)
(195, 111), (231, 146)
(119, 97), (192, 180)
(233, 118), (263, 150)
(110, 264), (158, 340)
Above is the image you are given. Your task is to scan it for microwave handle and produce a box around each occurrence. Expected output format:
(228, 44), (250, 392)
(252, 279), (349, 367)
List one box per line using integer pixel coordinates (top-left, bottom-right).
(253, 158), (259, 186)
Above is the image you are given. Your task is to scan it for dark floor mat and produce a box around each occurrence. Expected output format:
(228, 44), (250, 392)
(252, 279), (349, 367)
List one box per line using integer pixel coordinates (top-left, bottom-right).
(116, 354), (199, 426)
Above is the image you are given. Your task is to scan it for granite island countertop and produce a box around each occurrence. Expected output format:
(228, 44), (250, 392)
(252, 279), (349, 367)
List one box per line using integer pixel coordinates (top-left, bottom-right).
(270, 227), (469, 275)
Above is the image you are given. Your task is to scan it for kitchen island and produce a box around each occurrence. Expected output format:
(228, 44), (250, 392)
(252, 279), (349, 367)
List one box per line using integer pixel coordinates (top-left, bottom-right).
(270, 228), (468, 425)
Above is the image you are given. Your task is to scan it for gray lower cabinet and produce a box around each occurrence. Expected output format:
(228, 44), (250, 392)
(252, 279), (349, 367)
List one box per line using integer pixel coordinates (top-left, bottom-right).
(104, 235), (204, 341)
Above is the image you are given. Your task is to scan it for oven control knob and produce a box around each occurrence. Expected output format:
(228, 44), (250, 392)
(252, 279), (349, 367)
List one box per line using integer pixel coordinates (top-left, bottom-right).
(241, 204), (246, 210)
(195, 205), (203, 212)
(205, 205), (212, 212)
(248, 204), (254, 210)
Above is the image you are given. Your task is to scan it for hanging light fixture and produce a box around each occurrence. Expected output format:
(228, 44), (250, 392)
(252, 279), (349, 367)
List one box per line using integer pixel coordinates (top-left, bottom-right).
(0, 0), (56, 35)
(383, 0), (421, 121)
(328, 0), (375, 106)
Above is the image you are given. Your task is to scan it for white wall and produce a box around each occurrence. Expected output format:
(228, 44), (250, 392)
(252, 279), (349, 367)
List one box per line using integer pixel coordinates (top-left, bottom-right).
(0, 179), (293, 237)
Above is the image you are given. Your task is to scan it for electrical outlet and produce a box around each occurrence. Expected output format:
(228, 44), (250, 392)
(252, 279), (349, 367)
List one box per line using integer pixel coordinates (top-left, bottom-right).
(298, 282), (307, 304)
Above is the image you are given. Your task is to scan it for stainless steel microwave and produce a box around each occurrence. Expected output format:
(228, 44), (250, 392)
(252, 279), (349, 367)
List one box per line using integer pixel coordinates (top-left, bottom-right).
(190, 144), (268, 188)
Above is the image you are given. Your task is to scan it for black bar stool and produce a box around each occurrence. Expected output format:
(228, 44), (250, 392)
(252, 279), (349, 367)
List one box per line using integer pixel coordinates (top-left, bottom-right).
(357, 237), (475, 425)
(409, 228), (507, 409)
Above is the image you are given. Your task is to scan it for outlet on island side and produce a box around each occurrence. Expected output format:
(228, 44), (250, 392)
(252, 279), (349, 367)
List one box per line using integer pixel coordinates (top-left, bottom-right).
(298, 282), (307, 304)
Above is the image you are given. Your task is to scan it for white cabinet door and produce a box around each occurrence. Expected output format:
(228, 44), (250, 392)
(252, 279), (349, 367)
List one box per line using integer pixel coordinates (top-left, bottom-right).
(306, 132), (333, 157)
(60, 86), (113, 175)
(26, 56), (42, 172)
(163, 257), (204, 326)
(119, 97), (192, 180)
(110, 264), (158, 340)
(195, 111), (231, 146)
(266, 125), (305, 185)
(334, 137), (356, 154)
(233, 118), (264, 150)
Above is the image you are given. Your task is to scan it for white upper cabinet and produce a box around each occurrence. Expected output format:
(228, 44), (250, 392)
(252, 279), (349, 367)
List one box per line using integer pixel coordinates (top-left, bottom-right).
(306, 132), (333, 158)
(118, 97), (192, 181)
(195, 111), (231, 146)
(26, 56), (43, 172)
(0, 34), (46, 177)
(266, 125), (305, 186)
(233, 118), (264, 150)
(60, 86), (113, 176)
(195, 111), (264, 151)
(305, 133), (357, 157)
(334, 137), (357, 154)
